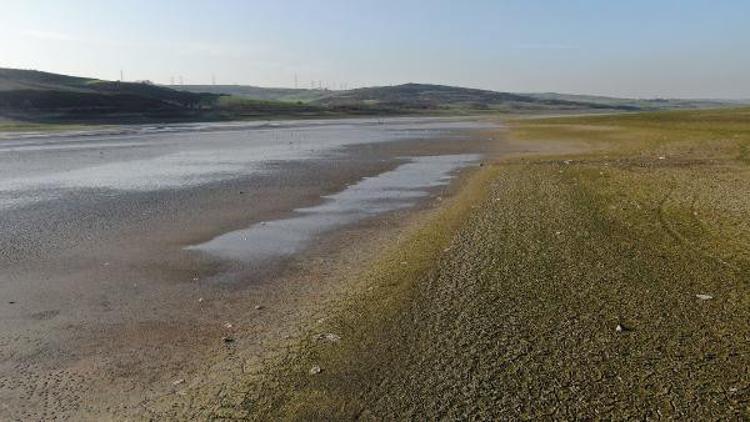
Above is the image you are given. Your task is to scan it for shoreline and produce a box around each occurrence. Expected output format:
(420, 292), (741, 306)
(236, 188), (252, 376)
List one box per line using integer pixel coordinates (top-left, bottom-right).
(0, 118), (503, 420)
(72, 137), (501, 420)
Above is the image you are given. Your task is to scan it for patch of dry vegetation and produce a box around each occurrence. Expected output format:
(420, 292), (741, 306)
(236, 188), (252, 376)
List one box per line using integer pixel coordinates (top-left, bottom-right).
(227, 108), (750, 420)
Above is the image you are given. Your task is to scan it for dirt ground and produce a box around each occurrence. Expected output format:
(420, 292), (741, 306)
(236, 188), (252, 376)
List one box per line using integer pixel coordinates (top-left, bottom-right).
(232, 109), (750, 420)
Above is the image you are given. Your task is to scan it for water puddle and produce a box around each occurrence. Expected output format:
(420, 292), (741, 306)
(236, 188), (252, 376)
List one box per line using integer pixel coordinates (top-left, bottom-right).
(186, 154), (480, 261)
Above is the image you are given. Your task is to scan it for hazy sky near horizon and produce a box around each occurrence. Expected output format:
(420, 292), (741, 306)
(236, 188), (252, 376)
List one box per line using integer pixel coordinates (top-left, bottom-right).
(1, 0), (749, 98)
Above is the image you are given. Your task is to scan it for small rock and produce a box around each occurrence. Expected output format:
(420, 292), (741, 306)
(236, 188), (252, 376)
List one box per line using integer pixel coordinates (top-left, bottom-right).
(254, 305), (264, 310)
(222, 336), (234, 344)
(615, 324), (626, 333)
(309, 365), (322, 375)
(315, 333), (341, 343)
(198, 297), (204, 303)
(223, 322), (233, 329)
(563, 160), (572, 165)
(658, 156), (666, 160)
(696, 294), (713, 301)
(172, 379), (185, 386)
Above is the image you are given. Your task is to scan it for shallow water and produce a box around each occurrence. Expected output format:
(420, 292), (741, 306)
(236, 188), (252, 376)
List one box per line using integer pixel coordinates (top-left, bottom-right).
(186, 154), (480, 261)
(0, 117), (489, 210)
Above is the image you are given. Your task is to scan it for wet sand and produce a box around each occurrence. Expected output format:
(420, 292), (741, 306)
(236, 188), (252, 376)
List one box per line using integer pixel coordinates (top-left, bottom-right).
(0, 117), (506, 419)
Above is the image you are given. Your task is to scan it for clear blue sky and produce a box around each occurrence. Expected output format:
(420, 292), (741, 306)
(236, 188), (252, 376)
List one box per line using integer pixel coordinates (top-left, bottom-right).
(2, 0), (749, 98)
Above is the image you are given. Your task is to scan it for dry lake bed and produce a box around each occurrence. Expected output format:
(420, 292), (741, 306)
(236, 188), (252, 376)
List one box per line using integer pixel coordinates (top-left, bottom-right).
(0, 117), (498, 419)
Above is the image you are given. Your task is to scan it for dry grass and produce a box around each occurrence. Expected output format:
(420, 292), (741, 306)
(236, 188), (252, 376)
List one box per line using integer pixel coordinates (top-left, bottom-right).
(226, 108), (750, 420)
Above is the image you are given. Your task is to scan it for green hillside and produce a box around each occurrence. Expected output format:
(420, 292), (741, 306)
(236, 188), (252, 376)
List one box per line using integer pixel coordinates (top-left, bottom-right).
(0, 68), (217, 120)
(2, 68), (745, 126)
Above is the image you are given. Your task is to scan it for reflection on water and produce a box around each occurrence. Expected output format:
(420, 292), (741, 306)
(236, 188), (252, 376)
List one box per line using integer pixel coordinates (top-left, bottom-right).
(186, 154), (480, 261)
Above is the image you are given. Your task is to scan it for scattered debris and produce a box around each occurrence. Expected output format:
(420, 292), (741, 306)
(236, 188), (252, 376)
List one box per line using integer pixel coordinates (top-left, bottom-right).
(172, 379), (185, 386)
(309, 365), (322, 375)
(8, 301), (15, 304)
(696, 294), (713, 301)
(254, 305), (264, 310)
(192, 277), (199, 281)
(316, 317), (327, 324)
(400, 261), (408, 265)
(658, 156), (666, 160)
(103, 262), (110, 267)
(563, 160), (572, 165)
(223, 322), (233, 329)
(197, 297), (204, 303)
(615, 324), (627, 333)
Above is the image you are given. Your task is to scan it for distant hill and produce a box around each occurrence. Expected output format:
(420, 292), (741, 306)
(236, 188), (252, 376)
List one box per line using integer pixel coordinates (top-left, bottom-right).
(173, 85), (326, 103)
(0, 68), (323, 122)
(2, 68), (745, 124)
(308, 83), (635, 112)
(520, 92), (739, 110)
(0, 68), (216, 114)
(177, 83), (629, 111)
(177, 82), (746, 113)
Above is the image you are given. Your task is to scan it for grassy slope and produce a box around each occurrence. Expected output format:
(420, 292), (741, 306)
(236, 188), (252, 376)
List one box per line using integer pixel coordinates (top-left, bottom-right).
(311, 83), (636, 112)
(172, 85), (329, 103)
(521, 92), (743, 110)
(226, 108), (750, 420)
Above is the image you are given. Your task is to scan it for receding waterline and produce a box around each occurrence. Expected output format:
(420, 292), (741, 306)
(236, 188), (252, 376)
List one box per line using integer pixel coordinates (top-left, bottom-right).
(185, 154), (480, 261)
